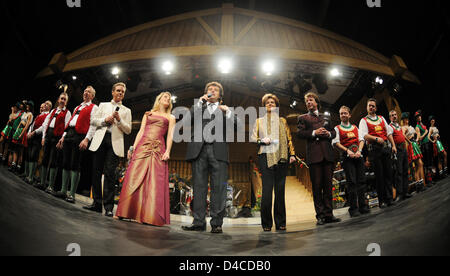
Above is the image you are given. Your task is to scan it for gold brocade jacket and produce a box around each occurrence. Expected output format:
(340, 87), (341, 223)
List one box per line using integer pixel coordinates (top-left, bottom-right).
(251, 117), (296, 157)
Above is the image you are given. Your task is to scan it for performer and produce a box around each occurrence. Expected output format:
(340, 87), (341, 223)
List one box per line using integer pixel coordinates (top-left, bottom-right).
(6, 102), (25, 171)
(84, 82), (132, 217)
(235, 156), (262, 218)
(54, 86), (98, 203)
(12, 101), (34, 175)
(415, 111), (434, 186)
(297, 92), (341, 226)
(359, 98), (397, 209)
(25, 102), (51, 185)
(116, 92), (175, 226)
(428, 116), (447, 178)
(332, 106), (370, 217)
(182, 82), (241, 234)
(401, 112), (426, 189)
(389, 110), (413, 201)
(251, 94), (296, 231)
(42, 93), (71, 194)
(0, 102), (22, 164)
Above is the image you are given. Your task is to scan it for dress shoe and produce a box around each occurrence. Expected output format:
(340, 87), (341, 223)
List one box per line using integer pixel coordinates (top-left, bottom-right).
(276, 226), (287, 231)
(387, 200), (397, 207)
(182, 224), (206, 232)
(211, 226), (223, 234)
(316, 218), (326, 226)
(65, 195), (75, 204)
(325, 216), (341, 224)
(54, 191), (67, 199)
(83, 204), (102, 213)
(105, 211), (114, 217)
(349, 210), (361, 218)
(45, 186), (56, 195)
(359, 207), (371, 215)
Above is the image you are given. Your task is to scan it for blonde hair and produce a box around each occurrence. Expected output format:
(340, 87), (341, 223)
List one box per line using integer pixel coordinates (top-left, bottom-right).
(262, 93), (280, 107)
(86, 86), (96, 97)
(151, 92), (173, 114)
(112, 82), (127, 93)
(340, 106), (351, 113)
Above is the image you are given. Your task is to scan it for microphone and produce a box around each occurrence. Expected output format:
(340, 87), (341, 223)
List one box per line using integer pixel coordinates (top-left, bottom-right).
(115, 107), (120, 112)
(202, 94), (213, 104)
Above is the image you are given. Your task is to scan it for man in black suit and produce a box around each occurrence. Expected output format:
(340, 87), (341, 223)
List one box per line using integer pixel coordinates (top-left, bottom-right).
(182, 82), (240, 234)
(297, 92), (341, 226)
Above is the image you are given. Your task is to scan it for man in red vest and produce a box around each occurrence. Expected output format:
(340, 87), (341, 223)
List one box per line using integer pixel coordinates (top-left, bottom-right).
(389, 110), (413, 201)
(25, 101), (52, 186)
(332, 106), (370, 217)
(359, 98), (397, 209)
(54, 86), (98, 203)
(41, 93), (72, 194)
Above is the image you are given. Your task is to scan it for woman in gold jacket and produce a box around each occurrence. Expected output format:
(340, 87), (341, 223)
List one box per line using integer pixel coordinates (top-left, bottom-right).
(251, 94), (296, 232)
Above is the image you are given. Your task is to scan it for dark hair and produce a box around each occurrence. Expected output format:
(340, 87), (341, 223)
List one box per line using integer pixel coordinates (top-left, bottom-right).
(367, 98), (377, 104)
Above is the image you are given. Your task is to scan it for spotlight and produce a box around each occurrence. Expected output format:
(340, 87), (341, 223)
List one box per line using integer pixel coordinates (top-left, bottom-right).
(218, 58), (233, 74)
(330, 68), (342, 77)
(392, 83), (402, 94)
(324, 111), (331, 117)
(72, 75), (77, 81)
(262, 60), (275, 76)
(111, 67), (120, 75)
(171, 96), (178, 104)
(162, 61), (175, 75)
(290, 100), (297, 109)
(375, 76), (384, 85)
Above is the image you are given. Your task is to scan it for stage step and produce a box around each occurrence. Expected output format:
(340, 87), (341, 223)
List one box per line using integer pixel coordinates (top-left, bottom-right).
(284, 176), (316, 223)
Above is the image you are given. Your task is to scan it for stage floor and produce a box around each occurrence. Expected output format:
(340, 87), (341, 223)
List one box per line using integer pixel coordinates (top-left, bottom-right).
(1, 167), (449, 256)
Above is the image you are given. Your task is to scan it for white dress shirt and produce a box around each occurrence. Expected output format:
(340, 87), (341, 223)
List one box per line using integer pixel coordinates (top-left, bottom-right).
(62, 102), (98, 141)
(28, 111), (49, 134)
(197, 100), (232, 119)
(42, 107), (72, 139)
(358, 115), (393, 142)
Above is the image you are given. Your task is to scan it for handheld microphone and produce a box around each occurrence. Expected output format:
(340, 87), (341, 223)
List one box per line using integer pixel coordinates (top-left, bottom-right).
(202, 94), (213, 104)
(115, 107), (120, 112)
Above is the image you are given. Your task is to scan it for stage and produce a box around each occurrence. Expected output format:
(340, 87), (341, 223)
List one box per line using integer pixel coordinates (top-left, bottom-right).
(0, 166), (449, 256)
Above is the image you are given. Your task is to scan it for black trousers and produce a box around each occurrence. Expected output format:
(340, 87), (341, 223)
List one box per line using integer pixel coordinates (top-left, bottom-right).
(309, 160), (334, 220)
(191, 144), (228, 227)
(42, 129), (63, 169)
(421, 142), (433, 169)
(368, 145), (393, 205)
(91, 133), (119, 212)
(342, 157), (368, 213)
(27, 134), (42, 163)
(393, 146), (409, 197)
(258, 154), (288, 229)
(62, 128), (86, 172)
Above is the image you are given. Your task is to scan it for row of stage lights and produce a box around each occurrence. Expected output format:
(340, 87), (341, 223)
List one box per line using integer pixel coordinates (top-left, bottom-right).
(70, 58), (385, 107)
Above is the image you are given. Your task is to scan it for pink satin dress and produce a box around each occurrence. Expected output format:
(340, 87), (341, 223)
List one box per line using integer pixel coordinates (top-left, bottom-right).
(116, 115), (170, 226)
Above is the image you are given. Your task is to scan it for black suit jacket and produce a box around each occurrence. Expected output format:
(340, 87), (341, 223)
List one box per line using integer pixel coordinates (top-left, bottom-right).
(297, 112), (336, 165)
(185, 103), (240, 163)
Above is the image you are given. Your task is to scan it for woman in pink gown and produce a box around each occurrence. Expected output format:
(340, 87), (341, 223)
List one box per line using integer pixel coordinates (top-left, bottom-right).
(116, 92), (176, 226)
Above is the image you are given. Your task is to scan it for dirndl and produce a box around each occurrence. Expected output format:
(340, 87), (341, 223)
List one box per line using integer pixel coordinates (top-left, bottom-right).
(408, 141), (423, 163)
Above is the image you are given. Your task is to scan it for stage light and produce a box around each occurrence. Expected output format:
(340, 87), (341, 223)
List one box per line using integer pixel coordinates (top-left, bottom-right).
(330, 68), (342, 77)
(324, 111), (331, 117)
(72, 75), (77, 81)
(375, 76), (384, 85)
(162, 61), (175, 75)
(111, 67), (120, 75)
(171, 96), (178, 104)
(262, 60), (275, 76)
(218, 58), (233, 74)
(290, 100), (297, 109)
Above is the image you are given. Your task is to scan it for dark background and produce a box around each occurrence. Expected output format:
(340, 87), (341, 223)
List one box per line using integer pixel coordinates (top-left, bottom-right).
(2, 0), (449, 147)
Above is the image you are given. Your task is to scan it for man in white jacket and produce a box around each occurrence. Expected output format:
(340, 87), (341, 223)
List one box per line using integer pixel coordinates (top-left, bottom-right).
(83, 82), (132, 217)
